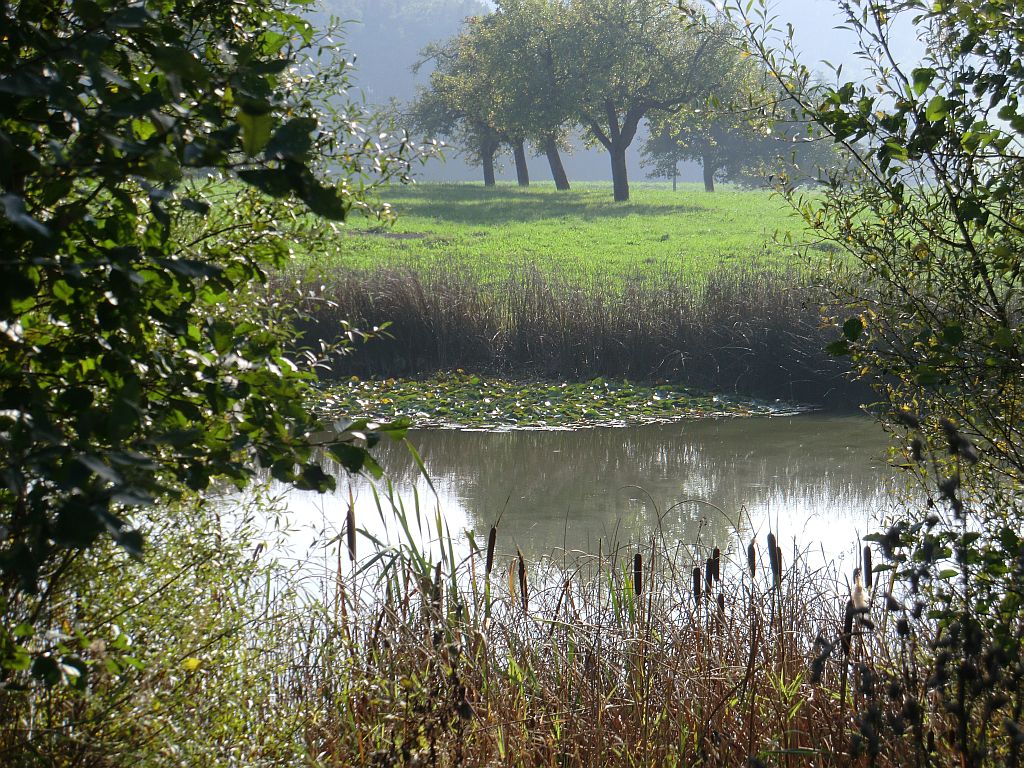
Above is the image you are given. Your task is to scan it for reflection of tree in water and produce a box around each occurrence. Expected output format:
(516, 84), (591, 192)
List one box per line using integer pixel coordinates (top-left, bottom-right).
(357, 416), (892, 561)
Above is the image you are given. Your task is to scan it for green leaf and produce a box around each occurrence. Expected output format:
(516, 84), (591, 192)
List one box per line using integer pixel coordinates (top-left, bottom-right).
(237, 169), (291, 198)
(842, 316), (864, 342)
(328, 443), (366, 473)
(911, 67), (936, 97)
(942, 323), (964, 346)
(150, 45), (207, 82)
(1, 194), (52, 238)
(826, 339), (850, 356)
(75, 455), (123, 485)
(925, 95), (949, 122)
(237, 111), (275, 156)
(265, 117), (316, 160)
(106, 5), (156, 29)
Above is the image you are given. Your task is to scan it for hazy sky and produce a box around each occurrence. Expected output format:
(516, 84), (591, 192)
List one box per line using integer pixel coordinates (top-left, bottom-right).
(763, 0), (923, 75)
(346, 0), (928, 183)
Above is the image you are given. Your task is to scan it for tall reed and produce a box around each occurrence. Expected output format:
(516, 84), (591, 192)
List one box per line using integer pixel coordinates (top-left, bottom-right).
(282, 260), (868, 406)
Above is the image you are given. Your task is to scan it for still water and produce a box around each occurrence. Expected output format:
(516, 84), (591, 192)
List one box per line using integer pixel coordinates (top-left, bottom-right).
(266, 415), (896, 572)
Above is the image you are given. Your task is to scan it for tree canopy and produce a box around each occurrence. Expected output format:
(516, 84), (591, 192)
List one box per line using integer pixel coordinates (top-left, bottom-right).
(411, 0), (746, 200)
(0, 0), (418, 680)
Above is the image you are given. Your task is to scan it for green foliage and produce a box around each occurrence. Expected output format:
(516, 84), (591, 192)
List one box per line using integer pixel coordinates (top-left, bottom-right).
(0, 494), (327, 765)
(411, 0), (746, 200)
(410, 19), (507, 180)
(303, 182), (801, 283)
(644, 85), (845, 192)
(0, 0), (418, 684)
(731, 0), (1024, 762)
(557, 0), (741, 201)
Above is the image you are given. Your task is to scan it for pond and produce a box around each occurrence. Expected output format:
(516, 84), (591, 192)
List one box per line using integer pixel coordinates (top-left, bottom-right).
(264, 414), (897, 574)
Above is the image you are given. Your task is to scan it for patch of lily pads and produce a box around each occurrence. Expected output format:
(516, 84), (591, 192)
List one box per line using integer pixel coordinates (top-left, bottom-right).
(316, 372), (808, 431)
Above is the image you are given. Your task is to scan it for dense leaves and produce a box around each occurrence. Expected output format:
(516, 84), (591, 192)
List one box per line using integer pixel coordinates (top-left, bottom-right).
(731, 0), (1024, 762)
(411, 0), (745, 200)
(0, 0), (417, 683)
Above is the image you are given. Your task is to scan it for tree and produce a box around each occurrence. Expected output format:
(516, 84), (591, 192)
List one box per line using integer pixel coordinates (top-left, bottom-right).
(412, 22), (513, 186)
(643, 44), (777, 192)
(555, 0), (739, 201)
(644, 91), (844, 192)
(0, 0), (417, 680)
(732, 0), (1024, 762)
(486, 0), (578, 190)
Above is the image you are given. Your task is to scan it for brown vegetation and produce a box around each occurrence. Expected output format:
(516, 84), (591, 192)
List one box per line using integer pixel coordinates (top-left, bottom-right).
(286, 262), (867, 406)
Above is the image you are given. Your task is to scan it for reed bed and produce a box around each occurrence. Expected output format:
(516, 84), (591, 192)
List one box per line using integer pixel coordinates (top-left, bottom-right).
(283, 261), (867, 406)
(0, 488), (960, 767)
(264, 528), (917, 767)
(244, 490), (934, 768)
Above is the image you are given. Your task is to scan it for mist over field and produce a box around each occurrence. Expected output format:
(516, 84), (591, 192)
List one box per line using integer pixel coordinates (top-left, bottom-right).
(318, 0), (920, 184)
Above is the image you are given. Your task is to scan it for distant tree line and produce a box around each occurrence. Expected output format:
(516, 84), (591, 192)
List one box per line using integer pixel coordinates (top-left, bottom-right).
(408, 0), (841, 200)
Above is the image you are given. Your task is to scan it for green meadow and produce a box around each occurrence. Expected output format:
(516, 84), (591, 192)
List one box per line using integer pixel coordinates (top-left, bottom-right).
(304, 182), (809, 283)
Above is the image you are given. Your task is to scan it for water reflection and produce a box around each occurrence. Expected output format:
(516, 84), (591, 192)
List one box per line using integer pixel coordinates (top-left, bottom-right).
(270, 415), (895, 568)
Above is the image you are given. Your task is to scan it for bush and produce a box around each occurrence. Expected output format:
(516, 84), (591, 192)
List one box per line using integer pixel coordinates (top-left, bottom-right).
(730, 0), (1024, 763)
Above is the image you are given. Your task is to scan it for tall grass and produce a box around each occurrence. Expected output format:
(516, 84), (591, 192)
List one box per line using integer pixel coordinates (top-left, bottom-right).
(0, 479), (977, 767)
(287, 261), (866, 405)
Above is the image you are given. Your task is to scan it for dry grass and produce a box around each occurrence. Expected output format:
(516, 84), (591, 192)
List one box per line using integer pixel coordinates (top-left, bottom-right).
(285, 260), (865, 405)
(261, 509), (919, 767)
(0, 487), (978, 767)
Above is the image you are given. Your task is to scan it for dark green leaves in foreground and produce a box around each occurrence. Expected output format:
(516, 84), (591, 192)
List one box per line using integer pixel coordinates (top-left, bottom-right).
(318, 372), (803, 430)
(0, 0), (413, 674)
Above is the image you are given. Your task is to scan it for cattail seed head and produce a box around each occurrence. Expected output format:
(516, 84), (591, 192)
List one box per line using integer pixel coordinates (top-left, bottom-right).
(345, 502), (357, 564)
(842, 599), (854, 656)
(633, 552), (643, 597)
(485, 526), (496, 577)
(766, 533), (782, 589)
(692, 566), (702, 603)
(862, 546), (873, 590)
(517, 547), (527, 614)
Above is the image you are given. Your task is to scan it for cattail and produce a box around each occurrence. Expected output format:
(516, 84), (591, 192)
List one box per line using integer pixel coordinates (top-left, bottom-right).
(692, 566), (702, 603)
(894, 408), (920, 429)
(345, 500), (357, 564)
(517, 547), (527, 614)
(862, 545), (873, 590)
(711, 547), (721, 583)
(767, 532), (782, 589)
(747, 540), (756, 578)
(704, 558), (714, 595)
(633, 552), (643, 597)
(716, 592), (726, 629)
(485, 525), (497, 578)
(842, 599), (854, 656)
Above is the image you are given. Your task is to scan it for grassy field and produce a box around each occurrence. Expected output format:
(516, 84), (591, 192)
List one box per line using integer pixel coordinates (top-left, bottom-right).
(304, 182), (808, 283)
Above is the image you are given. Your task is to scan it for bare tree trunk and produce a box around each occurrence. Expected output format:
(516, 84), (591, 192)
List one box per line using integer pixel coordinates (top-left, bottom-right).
(512, 139), (530, 187)
(482, 140), (496, 187)
(702, 153), (716, 192)
(544, 136), (570, 191)
(610, 142), (629, 202)
(672, 162), (678, 192)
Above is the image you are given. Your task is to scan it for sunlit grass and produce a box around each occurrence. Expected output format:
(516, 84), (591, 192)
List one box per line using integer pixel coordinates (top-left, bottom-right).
(303, 182), (809, 285)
